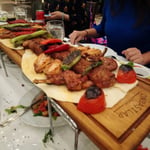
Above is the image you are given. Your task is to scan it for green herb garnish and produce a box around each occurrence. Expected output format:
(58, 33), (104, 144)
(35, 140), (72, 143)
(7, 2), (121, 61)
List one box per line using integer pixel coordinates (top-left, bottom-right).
(5, 105), (26, 114)
(42, 129), (54, 144)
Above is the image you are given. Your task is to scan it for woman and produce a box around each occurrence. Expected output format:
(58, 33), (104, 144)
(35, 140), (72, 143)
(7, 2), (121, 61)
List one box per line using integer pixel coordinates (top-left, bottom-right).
(45, 0), (90, 37)
(69, 0), (150, 67)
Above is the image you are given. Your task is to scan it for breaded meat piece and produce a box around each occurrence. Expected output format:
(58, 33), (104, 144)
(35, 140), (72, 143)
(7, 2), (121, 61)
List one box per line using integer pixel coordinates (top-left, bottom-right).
(88, 66), (116, 88)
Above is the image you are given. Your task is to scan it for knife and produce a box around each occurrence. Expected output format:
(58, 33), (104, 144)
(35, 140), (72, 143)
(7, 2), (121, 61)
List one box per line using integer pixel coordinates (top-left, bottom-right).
(0, 91), (45, 127)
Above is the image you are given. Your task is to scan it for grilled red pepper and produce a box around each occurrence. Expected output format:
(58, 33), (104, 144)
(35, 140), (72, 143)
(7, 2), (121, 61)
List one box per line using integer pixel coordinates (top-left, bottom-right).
(77, 86), (106, 114)
(41, 38), (62, 45)
(117, 62), (136, 83)
(8, 19), (28, 24)
(44, 44), (70, 54)
(14, 31), (35, 36)
(18, 28), (38, 31)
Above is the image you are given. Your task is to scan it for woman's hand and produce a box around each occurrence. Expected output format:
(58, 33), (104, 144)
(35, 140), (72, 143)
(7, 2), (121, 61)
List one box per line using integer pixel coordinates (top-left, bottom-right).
(122, 48), (145, 65)
(69, 30), (87, 44)
(48, 11), (65, 20)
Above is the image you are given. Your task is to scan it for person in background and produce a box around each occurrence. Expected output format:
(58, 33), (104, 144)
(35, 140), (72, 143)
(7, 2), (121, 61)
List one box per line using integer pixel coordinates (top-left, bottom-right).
(69, 0), (150, 67)
(44, 0), (90, 37)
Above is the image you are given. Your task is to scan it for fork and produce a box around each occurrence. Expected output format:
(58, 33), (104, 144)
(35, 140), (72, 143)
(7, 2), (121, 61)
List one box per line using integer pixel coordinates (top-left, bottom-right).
(0, 96), (44, 127)
(0, 112), (23, 127)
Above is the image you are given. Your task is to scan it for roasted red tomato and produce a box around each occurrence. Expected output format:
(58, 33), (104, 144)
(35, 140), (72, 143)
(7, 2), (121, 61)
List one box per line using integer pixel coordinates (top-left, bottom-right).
(77, 86), (106, 114)
(117, 63), (136, 83)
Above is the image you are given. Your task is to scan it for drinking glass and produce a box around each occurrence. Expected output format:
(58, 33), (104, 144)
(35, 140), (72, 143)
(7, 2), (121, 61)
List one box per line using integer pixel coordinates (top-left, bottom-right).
(14, 6), (27, 20)
(46, 20), (65, 40)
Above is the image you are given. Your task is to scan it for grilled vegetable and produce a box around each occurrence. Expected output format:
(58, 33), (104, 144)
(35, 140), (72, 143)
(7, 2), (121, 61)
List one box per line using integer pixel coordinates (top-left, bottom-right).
(77, 86), (106, 114)
(41, 38), (62, 45)
(32, 99), (60, 119)
(7, 19), (28, 24)
(117, 62), (136, 83)
(14, 31), (35, 36)
(4, 27), (38, 32)
(44, 44), (70, 54)
(2, 23), (30, 28)
(62, 50), (81, 70)
(32, 100), (48, 117)
(11, 30), (49, 47)
(82, 61), (102, 75)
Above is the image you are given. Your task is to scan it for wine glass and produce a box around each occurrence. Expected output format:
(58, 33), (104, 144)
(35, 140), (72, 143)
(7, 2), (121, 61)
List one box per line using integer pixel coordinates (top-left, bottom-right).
(46, 20), (65, 40)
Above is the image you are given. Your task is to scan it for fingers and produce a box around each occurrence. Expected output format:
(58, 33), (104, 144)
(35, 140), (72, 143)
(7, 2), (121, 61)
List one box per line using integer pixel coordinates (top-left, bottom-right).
(49, 11), (62, 19)
(122, 48), (144, 64)
(69, 30), (85, 45)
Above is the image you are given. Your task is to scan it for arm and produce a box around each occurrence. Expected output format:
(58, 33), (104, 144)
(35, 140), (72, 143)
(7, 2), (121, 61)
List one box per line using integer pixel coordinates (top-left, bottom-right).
(122, 48), (150, 66)
(47, 11), (69, 21)
(46, 0), (90, 36)
(69, 28), (98, 45)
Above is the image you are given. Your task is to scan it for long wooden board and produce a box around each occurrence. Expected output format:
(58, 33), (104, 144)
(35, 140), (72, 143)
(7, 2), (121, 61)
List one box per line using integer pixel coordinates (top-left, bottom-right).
(0, 42), (150, 150)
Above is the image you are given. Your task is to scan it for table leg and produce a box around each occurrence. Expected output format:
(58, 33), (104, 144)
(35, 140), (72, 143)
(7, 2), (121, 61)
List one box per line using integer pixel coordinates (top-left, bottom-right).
(47, 97), (54, 136)
(74, 128), (80, 150)
(48, 98), (80, 150)
(0, 49), (8, 77)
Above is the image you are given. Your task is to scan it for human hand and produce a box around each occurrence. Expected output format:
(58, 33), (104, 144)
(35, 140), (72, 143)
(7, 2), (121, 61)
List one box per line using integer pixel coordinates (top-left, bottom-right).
(49, 11), (64, 20)
(69, 30), (87, 45)
(122, 48), (145, 65)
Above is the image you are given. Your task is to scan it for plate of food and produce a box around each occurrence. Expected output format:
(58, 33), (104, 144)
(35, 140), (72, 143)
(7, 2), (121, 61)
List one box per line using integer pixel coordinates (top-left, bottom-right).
(18, 87), (67, 128)
(82, 44), (150, 79)
(21, 41), (138, 108)
(81, 43), (119, 58)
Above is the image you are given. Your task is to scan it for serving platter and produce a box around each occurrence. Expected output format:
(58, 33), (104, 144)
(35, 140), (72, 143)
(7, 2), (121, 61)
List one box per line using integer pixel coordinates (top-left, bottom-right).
(0, 39), (150, 150)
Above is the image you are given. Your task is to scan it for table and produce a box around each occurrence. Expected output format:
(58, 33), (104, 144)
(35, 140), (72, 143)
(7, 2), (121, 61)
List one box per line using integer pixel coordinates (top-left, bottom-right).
(0, 41), (150, 150)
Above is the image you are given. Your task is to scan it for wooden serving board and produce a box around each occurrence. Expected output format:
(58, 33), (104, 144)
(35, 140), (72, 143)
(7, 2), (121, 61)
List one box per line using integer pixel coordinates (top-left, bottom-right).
(92, 80), (150, 140)
(0, 42), (150, 150)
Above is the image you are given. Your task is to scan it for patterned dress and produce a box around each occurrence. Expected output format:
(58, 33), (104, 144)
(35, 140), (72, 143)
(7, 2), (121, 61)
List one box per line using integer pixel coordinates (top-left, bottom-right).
(45, 0), (90, 36)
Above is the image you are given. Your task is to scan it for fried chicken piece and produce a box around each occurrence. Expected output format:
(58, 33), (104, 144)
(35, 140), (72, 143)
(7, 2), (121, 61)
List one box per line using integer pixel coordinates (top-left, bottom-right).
(43, 59), (62, 77)
(23, 38), (45, 55)
(0, 30), (15, 38)
(82, 48), (103, 61)
(34, 59), (64, 85)
(33, 73), (65, 85)
(88, 66), (116, 88)
(100, 57), (118, 71)
(63, 70), (92, 91)
(82, 80), (94, 89)
(50, 45), (78, 61)
(51, 50), (71, 61)
(34, 53), (52, 73)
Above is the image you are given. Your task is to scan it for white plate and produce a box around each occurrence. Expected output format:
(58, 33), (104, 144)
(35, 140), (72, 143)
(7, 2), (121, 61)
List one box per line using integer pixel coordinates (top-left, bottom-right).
(81, 43), (118, 58)
(118, 60), (150, 78)
(133, 63), (150, 78)
(18, 87), (66, 128)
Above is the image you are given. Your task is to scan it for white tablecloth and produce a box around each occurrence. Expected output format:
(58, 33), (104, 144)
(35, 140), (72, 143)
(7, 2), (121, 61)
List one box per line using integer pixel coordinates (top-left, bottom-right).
(0, 61), (99, 150)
